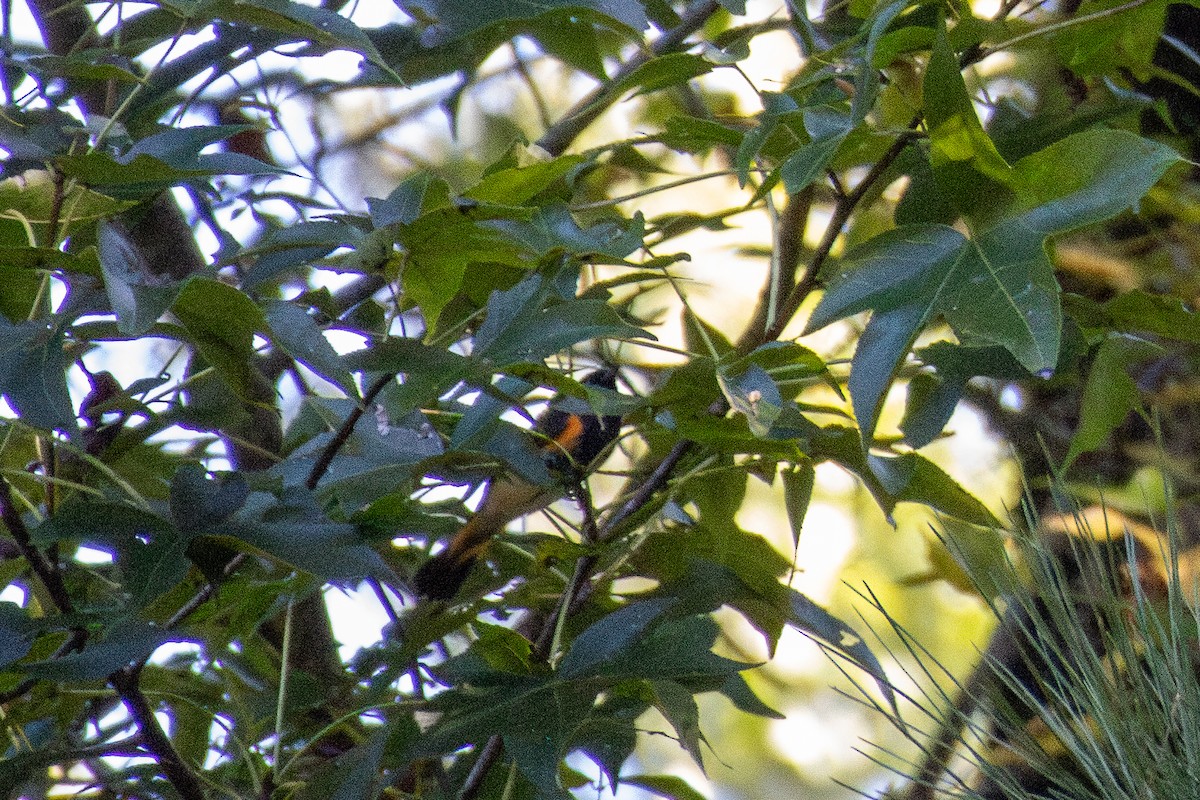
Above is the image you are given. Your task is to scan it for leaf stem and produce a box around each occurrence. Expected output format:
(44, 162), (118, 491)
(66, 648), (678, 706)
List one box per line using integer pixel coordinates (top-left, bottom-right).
(568, 169), (748, 211)
(272, 598), (296, 770)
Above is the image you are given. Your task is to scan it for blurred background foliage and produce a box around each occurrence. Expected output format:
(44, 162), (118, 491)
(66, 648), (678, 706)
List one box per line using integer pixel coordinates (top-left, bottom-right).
(2, 0), (1200, 798)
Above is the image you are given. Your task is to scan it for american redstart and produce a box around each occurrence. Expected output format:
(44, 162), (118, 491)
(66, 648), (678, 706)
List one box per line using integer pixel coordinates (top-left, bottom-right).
(413, 369), (623, 600)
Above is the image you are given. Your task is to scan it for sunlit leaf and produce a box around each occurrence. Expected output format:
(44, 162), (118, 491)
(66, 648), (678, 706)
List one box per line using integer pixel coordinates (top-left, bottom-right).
(868, 452), (1001, 526)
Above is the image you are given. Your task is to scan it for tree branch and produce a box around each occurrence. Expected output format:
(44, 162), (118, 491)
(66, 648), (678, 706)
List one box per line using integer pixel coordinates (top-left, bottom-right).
(109, 665), (207, 800)
(1, 469), (206, 797)
(738, 187), (813, 353)
(306, 372), (395, 491)
(458, 735), (505, 800)
(0, 476), (74, 617)
(764, 122), (923, 345)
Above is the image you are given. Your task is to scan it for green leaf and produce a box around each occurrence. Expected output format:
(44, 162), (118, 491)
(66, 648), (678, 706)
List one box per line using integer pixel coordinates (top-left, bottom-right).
(418, 676), (594, 799)
(733, 342), (829, 393)
(1069, 289), (1200, 344)
(529, 11), (607, 79)
(899, 370), (964, 449)
(265, 301), (357, 396)
(399, 209), (532, 330)
(399, 0), (648, 46)
(242, 220), (366, 289)
(786, 590), (898, 718)
(366, 173), (434, 226)
(1051, 0), (1170, 76)
(58, 126), (286, 193)
(294, 728), (389, 800)
(735, 92), (798, 186)
(780, 106), (853, 194)
(867, 452), (1001, 526)
(0, 263), (46, 323)
(27, 55), (142, 84)
(806, 225), (967, 439)
(611, 53), (712, 96)
(171, 277), (268, 402)
(0, 170), (133, 239)
(659, 116), (744, 155)
(913, 518), (1010, 598)
(518, 204), (647, 260)
(344, 338), (481, 421)
(651, 679), (706, 766)
(607, 615), (755, 682)
(558, 598), (679, 678)
(97, 221), (179, 336)
(1007, 129), (1180, 231)
(624, 774), (709, 800)
(809, 129), (1176, 441)
(0, 603), (36, 669)
(465, 155), (588, 205)
(214, 0), (396, 77)
(781, 460), (815, 546)
(866, 0), (922, 67)
(475, 275), (654, 365)
(0, 106), (78, 163)
(25, 619), (183, 681)
(219, 490), (395, 582)
(37, 499), (188, 609)
(924, 21), (1014, 219)
(719, 672), (784, 719)
(281, 417), (444, 509)
(437, 623), (537, 682)
(342, 337), (464, 377)
(1064, 333), (1162, 470)
(807, 225), (967, 336)
(0, 318), (75, 431)
(570, 716), (638, 790)
(169, 464), (250, 533)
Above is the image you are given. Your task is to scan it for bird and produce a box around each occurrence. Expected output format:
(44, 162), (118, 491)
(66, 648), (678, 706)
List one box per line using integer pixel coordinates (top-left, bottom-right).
(412, 369), (623, 600)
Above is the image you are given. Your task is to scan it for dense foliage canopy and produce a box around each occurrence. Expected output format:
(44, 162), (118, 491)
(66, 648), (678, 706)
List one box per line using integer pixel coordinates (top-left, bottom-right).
(2, 0), (1199, 798)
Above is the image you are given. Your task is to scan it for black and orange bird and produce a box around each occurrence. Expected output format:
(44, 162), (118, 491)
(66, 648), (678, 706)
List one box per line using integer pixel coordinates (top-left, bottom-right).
(413, 369), (624, 600)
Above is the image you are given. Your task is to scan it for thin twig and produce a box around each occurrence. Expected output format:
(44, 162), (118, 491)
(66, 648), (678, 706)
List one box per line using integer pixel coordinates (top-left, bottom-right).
(305, 373), (395, 491)
(163, 554), (247, 630)
(599, 438), (695, 540)
(459, 735), (505, 800)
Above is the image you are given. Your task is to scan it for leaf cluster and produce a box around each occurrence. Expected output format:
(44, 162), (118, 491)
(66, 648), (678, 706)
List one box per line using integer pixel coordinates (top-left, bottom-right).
(0, 0), (1197, 798)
